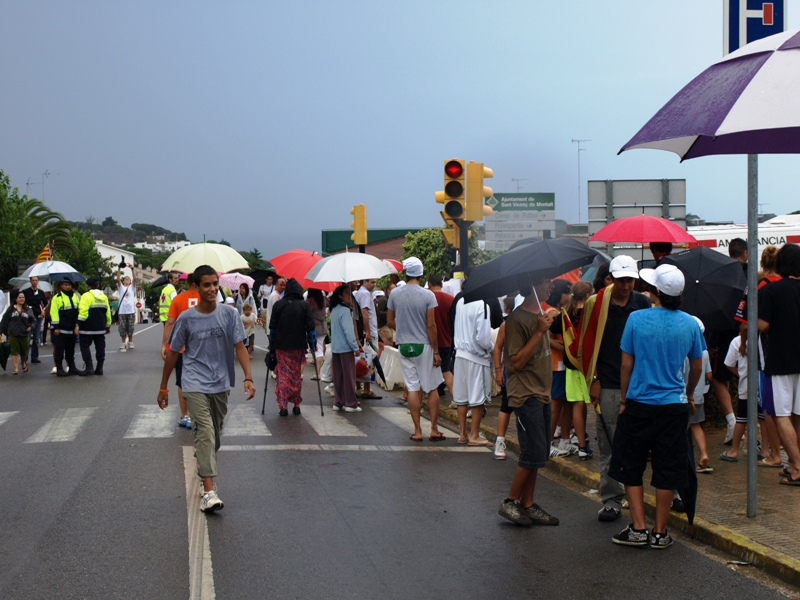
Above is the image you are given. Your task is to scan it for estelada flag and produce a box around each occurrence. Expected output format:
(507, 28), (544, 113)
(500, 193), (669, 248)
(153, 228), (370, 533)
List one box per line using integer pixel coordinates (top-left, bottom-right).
(34, 244), (52, 264)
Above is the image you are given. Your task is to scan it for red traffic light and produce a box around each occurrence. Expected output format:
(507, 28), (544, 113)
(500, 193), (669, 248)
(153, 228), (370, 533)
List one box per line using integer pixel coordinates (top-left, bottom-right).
(445, 160), (463, 179)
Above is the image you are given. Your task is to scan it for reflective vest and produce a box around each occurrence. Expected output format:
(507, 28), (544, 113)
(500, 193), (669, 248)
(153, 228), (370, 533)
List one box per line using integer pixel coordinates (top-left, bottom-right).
(159, 283), (177, 322)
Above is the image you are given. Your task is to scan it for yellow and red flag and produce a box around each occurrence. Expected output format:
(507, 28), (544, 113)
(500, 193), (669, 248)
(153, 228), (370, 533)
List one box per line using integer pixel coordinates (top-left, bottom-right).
(34, 244), (52, 264)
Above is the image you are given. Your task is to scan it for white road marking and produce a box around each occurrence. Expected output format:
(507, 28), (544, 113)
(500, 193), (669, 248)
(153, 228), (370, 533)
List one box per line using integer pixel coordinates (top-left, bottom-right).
(222, 405), (271, 437)
(0, 411), (19, 427)
(302, 411), (367, 437)
(24, 408), (98, 443)
(220, 444), (490, 452)
(183, 447), (216, 600)
(124, 405), (177, 438)
(133, 323), (161, 336)
(372, 406), (462, 438)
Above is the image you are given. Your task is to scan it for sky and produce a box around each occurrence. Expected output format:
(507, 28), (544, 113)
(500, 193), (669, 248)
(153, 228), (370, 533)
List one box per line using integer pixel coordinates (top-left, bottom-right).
(2, 1), (799, 259)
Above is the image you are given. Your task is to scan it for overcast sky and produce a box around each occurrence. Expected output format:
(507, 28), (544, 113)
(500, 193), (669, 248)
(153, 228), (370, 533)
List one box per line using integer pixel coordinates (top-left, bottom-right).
(3, 1), (799, 258)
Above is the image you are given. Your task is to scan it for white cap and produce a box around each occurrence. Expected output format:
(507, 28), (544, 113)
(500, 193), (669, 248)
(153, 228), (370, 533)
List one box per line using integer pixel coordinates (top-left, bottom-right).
(225, 297), (235, 305)
(403, 257), (424, 278)
(609, 255), (639, 279)
(372, 290), (385, 299)
(647, 264), (684, 296)
(396, 281), (406, 288)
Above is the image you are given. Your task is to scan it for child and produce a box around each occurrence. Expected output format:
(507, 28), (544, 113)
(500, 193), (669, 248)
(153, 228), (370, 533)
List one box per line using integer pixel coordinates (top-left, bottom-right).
(685, 317), (714, 472)
(720, 334), (762, 462)
(241, 303), (261, 359)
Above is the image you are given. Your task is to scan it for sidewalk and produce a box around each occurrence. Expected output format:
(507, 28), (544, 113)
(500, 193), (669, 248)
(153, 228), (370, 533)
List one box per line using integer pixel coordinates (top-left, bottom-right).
(432, 397), (800, 587)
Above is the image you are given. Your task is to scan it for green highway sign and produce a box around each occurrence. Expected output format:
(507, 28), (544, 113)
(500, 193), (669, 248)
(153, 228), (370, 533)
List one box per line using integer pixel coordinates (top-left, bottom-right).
(487, 193), (555, 211)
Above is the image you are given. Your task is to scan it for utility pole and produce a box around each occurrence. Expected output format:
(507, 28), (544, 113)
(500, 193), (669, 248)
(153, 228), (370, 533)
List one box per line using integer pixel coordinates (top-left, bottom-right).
(572, 139), (590, 224)
(511, 178), (528, 192)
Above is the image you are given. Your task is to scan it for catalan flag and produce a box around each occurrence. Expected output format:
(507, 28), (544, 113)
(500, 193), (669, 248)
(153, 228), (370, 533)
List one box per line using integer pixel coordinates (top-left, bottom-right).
(34, 244), (52, 264)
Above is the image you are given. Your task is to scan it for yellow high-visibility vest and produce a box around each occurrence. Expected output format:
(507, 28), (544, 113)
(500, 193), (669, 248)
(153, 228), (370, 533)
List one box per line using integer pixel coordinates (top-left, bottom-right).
(159, 283), (177, 322)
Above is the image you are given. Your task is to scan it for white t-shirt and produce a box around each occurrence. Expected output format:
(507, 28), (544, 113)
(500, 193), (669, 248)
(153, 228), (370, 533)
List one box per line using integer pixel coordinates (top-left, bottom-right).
(353, 287), (378, 338)
(724, 337), (748, 399)
(684, 349), (711, 405)
(442, 278), (462, 297)
(258, 284), (274, 308)
(241, 312), (258, 336)
(117, 285), (136, 315)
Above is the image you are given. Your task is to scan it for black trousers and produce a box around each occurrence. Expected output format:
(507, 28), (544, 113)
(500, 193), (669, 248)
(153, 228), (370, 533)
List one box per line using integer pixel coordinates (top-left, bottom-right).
(53, 333), (76, 364)
(80, 334), (106, 363)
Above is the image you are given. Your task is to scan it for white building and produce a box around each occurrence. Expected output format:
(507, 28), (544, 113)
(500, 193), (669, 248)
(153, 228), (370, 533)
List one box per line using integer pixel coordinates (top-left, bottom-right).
(132, 240), (191, 253)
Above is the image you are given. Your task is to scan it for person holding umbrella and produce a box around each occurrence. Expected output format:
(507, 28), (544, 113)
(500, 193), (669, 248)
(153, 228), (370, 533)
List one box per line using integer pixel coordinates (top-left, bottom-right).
(610, 264), (705, 549)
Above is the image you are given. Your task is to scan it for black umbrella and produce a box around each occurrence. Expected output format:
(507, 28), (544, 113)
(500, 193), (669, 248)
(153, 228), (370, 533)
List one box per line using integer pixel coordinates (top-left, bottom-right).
(676, 428), (699, 538)
(151, 274), (169, 288)
(661, 246), (747, 332)
(0, 341), (10, 371)
(462, 238), (602, 303)
(367, 340), (387, 387)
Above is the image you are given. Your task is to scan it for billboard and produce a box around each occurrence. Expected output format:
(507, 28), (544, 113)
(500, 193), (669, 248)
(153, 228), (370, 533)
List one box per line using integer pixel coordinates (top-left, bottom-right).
(483, 193), (555, 251)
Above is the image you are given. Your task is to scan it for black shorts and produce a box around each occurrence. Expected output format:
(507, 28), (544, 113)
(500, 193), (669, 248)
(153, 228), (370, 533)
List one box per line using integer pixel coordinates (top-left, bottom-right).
(711, 350), (734, 383)
(439, 346), (453, 374)
(735, 396), (764, 424)
(514, 397), (551, 469)
(499, 385), (513, 415)
(609, 400), (689, 490)
(175, 353), (183, 388)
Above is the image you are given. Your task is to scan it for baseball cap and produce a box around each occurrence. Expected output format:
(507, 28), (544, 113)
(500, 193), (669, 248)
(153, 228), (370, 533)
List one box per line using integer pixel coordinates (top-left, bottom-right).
(60, 276), (73, 284)
(609, 255), (639, 279)
(372, 290), (385, 299)
(402, 257), (424, 278)
(645, 264), (685, 296)
(86, 277), (100, 287)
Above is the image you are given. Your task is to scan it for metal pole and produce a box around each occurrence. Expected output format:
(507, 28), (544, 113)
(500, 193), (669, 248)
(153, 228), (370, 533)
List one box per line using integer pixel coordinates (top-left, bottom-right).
(358, 244), (365, 254)
(459, 221), (471, 270)
(746, 153), (759, 518)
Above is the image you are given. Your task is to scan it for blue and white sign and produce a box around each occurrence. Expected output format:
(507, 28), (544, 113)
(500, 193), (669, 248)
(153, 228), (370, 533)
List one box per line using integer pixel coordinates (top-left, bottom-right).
(724, 0), (787, 55)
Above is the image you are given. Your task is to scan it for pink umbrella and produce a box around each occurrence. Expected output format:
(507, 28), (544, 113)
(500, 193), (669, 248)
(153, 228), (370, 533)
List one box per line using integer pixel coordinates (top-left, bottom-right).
(589, 215), (697, 244)
(219, 272), (255, 290)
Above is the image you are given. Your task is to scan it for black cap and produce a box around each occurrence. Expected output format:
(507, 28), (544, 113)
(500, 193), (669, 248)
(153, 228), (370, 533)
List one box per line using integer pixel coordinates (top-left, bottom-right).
(87, 277), (100, 287)
(61, 276), (73, 284)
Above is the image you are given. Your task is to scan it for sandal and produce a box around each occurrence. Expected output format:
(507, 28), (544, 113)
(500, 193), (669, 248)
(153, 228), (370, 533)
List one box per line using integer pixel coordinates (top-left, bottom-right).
(13, 370), (18, 375)
(429, 433), (447, 442)
(22, 364), (28, 373)
(360, 392), (382, 399)
(780, 474), (800, 486)
(719, 451), (738, 462)
(696, 464), (714, 473)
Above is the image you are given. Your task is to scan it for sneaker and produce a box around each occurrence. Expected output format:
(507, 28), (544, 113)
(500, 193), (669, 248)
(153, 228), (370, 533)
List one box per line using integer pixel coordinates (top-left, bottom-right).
(525, 503), (559, 526)
(332, 404), (342, 411)
(494, 438), (507, 460)
(179, 415), (192, 428)
(466, 409), (472, 418)
(649, 530), (674, 549)
(344, 406), (363, 412)
(51, 366), (57, 375)
(119, 344), (127, 352)
(549, 444), (570, 458)
(128, 342), (134, 350)
(558, 441), (580, 456)
(578, 446), (592, 460)
(553, 425), (561, 439)
(498, 499), (532, 526)
(200, 490), (223, 513)
(612, 524), (650, 547)
(324, 384), (335, 396)
(197, 476), (217, 497)
(671, 497), (686, 513)
(598, 505), (622, 522)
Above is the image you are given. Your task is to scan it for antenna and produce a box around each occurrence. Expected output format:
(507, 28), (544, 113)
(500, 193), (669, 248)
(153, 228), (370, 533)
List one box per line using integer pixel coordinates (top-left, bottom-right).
(572, 139), (590, 224)
(511, 178), (529, 192)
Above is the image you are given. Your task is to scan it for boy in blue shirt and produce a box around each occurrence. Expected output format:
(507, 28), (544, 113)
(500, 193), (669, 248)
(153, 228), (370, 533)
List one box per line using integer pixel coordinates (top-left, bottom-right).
(609, 264), (705, 549)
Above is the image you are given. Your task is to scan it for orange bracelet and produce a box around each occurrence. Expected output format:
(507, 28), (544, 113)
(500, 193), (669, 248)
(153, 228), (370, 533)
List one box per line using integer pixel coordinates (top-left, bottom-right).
(159, 388), (169, 393)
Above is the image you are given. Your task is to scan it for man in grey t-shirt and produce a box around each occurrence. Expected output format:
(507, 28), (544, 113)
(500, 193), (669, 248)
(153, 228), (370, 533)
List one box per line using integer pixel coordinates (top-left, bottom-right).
(387, 257), (445, 442)
(158, 265), (255, 514)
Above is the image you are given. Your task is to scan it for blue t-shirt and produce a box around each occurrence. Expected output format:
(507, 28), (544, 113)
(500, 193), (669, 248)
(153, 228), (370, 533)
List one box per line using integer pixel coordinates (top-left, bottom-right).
(620, 308), (706, 405)
(169, 304), (246, 394)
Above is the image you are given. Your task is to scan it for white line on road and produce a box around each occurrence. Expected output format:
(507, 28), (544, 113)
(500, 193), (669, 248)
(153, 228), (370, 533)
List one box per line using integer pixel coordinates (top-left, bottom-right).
(219, 444), (490, 452)
(24, 408), (98, 443)
(302, 410), (368, 437)
(222, 405), (271, 437)
(0, 411), (19, 427)
(183, 447), (215, 600)
(124, 405), (177, 438)
(371, 406), (423, 435)
(133, 323), (161, 336)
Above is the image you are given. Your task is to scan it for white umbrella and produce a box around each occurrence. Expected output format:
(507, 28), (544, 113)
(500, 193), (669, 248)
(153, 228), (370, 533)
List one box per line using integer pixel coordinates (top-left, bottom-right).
(305, 252), (395, 283)
(161, 243), (249, 274)
(16, 261), (86, 283)
(19, 281), (53, 293)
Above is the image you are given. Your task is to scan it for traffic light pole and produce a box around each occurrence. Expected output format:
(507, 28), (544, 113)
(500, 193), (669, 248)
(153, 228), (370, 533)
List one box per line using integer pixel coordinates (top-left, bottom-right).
(458, 220), (471, 270)
(358, 244), (365, 254)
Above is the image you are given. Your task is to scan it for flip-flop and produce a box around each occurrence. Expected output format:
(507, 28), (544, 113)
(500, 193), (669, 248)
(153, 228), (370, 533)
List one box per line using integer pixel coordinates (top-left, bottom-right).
(468, 440), (493, 447)
(12, 371), (18, 375)
(780, 474), (800, 486)
(310, 377), (320, 381)
(361, 393), (382, 399)
(457, 439), (469, 445)
(758, 460), (783, 468)
(409, 435), (424, 442)
(22, 364), (28, 373)
(719, 451), (738, 462)
(429, 433), (447, 442)
(696, 465), (714, 473)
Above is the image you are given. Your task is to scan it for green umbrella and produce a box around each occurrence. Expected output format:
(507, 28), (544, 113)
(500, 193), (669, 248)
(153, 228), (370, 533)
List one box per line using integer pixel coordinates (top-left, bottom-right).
(0, 341), (10, 371)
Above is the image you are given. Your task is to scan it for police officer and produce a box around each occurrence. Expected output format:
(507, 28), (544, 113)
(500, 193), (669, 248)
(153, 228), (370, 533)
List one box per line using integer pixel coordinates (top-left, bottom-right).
(160, 272), (180, 325)
(50, 276), (81, 377)
(77, 276), (112, 376)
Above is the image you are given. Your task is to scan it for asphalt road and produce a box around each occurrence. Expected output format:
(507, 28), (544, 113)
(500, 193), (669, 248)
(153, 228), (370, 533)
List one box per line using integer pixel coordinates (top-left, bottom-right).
(0, 323), (793, 599)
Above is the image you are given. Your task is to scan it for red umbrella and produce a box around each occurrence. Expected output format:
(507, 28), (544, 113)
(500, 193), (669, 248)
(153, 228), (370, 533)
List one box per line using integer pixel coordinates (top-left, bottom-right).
(382, 259), (403, 272)
(268, 249), (337, 292)
(589, 215), (697, 244)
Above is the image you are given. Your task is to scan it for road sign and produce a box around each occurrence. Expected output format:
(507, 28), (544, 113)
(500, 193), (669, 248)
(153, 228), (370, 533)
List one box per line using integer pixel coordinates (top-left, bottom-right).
(483, 193), (555, 246)
(136, 302), (142, 309)
(724, 0), (787, 55)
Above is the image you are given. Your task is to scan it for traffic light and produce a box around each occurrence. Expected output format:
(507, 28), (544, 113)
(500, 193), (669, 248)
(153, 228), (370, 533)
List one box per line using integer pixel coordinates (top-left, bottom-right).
(466, 161), (494, 221)
(440, 210), (471, 249)
(350, 204), (367, 246)
(435, 159), (466, 221)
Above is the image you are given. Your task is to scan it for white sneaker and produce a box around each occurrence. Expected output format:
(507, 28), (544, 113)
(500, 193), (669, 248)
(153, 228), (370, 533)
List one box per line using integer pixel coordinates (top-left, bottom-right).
(331, 404), (342, 411)
(200, 490), (223, 512)
(119, 344), (126, 352)
(558, 441), (580, 456)
(494, 438), (507, 460)
(324, 384), (335, 396)
(51, 366), (57, 374)
(549, 444), (570, 458)
(553, 426), (561, 439)
(197, 476), (216, 497)
(127, 342), (134, 350)
(344, 406), (363, 413)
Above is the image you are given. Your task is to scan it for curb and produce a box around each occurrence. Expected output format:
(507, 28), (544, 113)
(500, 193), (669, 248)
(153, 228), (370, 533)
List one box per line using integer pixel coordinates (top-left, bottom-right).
(434, 404), (800, 588)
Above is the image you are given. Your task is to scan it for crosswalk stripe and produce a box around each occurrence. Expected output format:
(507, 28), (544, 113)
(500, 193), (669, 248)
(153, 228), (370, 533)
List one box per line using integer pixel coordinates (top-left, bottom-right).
(302, 410), (368, 437)
(371, 407), (424, 435)
(25, 408), (98, 443)
(124, 405), (177, 438)
(223, 405), (271, 437)
(219, 444), (490, 452)
(0, 411), (19, 427)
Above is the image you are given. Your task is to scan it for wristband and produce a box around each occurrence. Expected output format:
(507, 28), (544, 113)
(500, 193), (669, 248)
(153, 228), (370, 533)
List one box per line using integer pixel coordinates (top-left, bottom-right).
(244, 378), (253, 383)
(159, 388), (169, 394)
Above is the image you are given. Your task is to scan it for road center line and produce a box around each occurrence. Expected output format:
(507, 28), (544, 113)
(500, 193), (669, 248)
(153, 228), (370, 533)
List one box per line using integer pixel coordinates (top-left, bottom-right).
(183, 446), (216, 600)
(219, 444), (491, 452)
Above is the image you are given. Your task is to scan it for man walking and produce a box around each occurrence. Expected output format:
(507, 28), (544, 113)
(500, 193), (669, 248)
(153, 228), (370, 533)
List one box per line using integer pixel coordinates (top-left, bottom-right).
(77, 277), (112, 376)
(578, 255), (650, 522)
(387, 257), (445, 441)
(610, 264), (704, 548)
(427, 275), (454, 398)
(158, 265), (255, 513)
(497, 275), (559, 526)
(50, 276), (81, 377)
(116, 263), (137, 351)
(23, 275), (46, 364)
(159, 271), (180, 325)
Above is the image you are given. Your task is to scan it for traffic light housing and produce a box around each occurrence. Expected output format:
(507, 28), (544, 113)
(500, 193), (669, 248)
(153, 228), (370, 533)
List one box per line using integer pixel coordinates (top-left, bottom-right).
(350, 204), (367, 246)
(440, 211), (471, 249)
(466, 161), (494, 221)
(435, 159), (466, 221)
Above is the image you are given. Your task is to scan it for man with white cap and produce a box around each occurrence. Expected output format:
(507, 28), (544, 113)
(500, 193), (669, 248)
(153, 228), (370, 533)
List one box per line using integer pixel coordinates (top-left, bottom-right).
(578, 255), (651, 523)
(387, 257), (446, 441)
(609, 264), (705, 549)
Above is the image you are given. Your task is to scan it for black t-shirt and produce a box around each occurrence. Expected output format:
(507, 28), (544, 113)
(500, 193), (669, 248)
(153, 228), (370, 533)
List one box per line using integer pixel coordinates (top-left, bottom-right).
(23, 287), (46, 317)
(596, 290), (651, 389)
(758, 278), (800, 376)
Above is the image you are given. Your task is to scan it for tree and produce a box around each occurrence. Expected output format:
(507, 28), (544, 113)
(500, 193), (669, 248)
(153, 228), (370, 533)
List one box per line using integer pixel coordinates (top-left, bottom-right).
(399, 225), (500, 282)
(101, 216), (118, 227)
(57, 228), (106, 279)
